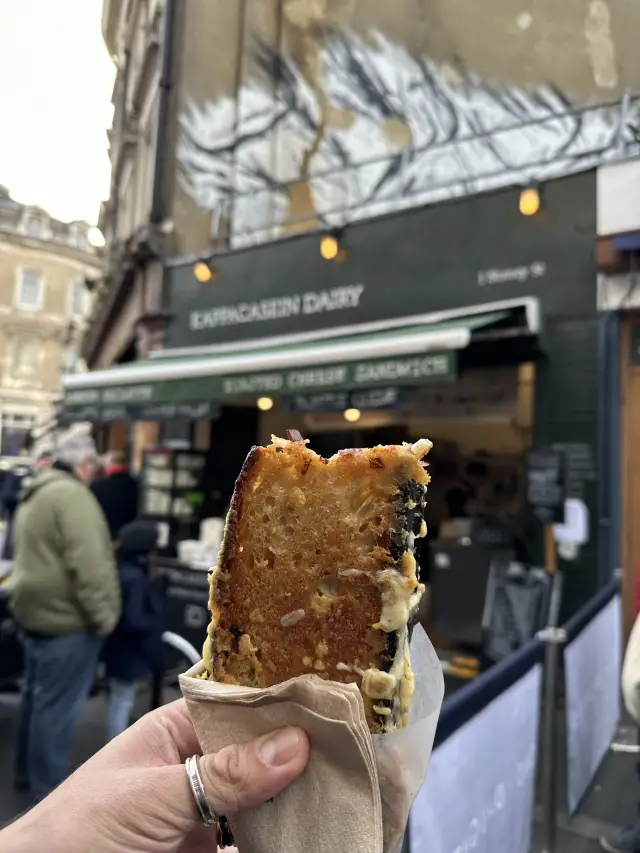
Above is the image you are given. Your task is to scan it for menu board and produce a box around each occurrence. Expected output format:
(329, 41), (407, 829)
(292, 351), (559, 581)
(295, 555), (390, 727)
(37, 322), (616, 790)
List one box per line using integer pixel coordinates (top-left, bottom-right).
(551, 442), (596, 501)
(527, 448), (567, 524)
(158, 563), (210, 654)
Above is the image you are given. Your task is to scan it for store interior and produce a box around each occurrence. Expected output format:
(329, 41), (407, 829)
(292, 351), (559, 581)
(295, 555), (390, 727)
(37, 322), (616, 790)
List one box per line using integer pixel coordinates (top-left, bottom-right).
(93, 347), (539, 675)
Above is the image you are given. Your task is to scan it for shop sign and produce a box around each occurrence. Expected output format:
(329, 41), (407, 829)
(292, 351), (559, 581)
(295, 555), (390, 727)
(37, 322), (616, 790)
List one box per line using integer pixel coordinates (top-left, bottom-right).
(62, 399), (220, 424)
(189, 285), (366, 331)
(350, 387), (401, 410)
(477, 261), (548, 287)
(286, 387), (403, 414)
(136, 402), (219, 422)
(165, 172), (595, 348)
(285, 392), (349, 414)
(64, 351), (456, 414)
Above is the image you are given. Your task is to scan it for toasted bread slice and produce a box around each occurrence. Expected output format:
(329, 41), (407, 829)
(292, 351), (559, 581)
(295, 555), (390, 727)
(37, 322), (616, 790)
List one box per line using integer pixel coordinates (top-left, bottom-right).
(203, 433), (432, 732)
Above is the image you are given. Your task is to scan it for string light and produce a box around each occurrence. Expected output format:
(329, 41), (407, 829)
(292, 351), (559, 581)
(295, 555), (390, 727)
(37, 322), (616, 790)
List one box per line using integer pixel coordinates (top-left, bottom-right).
(193, 261), (219, 283)
(320, 234), (339, 260)
(193, 262), (212, 282)
(519, 187), (540, 217)
(257, 397), (274, 411)
(343, 408), (361, 423)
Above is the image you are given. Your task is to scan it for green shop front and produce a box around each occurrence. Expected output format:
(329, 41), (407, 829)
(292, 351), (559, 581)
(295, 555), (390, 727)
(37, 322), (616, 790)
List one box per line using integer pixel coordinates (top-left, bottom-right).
(62, 170), (606, 628)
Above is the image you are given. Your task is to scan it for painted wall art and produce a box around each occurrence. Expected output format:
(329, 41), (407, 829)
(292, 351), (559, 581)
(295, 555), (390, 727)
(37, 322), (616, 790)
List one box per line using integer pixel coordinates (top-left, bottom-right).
(177, 29), (640, 248)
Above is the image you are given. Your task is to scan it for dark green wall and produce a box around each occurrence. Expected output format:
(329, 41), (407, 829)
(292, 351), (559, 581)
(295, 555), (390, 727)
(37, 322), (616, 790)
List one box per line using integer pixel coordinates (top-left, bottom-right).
(533, 314), (600, 615)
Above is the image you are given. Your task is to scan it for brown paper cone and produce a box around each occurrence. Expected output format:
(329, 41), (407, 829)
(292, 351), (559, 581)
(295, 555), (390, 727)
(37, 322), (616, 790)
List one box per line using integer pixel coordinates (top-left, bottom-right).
(180, 670), (384, 853)
(180, 625), (444, 853)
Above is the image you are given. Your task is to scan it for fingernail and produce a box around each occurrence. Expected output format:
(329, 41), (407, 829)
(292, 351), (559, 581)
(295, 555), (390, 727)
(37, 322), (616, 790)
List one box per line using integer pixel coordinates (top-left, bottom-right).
(259, 728), (301, 767)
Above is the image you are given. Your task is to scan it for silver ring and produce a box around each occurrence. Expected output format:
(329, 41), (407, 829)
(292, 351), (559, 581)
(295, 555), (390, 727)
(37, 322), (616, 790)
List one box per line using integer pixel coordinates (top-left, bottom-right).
(185, 755), (218, 827)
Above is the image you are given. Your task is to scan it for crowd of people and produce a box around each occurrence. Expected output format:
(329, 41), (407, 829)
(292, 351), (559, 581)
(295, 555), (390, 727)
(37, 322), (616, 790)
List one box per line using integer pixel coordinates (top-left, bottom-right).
(1, 429), (165, 803)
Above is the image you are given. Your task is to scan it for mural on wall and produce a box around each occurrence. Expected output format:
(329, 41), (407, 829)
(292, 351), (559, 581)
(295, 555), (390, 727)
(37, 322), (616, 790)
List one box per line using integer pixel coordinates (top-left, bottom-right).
(177, 29), (640, 248)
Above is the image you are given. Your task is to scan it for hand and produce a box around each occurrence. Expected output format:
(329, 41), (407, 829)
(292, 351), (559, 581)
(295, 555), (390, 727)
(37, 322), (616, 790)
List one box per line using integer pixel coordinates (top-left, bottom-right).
(96, 620), (116, 637)
(1, 700), (309, 853)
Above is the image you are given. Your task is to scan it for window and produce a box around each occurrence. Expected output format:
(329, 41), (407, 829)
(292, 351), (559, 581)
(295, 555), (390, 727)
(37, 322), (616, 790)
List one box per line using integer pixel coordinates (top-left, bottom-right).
(69, 279), (88, 317)
(24, 216), (43, 237)
(68, 224), (87, 250)
(9, 337), (42, 388)
(16, 269), (44, 310)
(0, 413), (34, 458)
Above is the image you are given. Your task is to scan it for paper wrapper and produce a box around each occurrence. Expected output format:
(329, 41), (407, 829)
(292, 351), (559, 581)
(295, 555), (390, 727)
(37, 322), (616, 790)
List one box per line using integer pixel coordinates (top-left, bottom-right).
(180, 625), (443, 853)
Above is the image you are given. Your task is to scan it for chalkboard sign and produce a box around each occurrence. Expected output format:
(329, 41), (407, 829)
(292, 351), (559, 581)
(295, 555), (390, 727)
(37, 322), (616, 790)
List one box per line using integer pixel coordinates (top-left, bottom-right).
(158, 563), (210, 653)
(527, 448), (566, 524)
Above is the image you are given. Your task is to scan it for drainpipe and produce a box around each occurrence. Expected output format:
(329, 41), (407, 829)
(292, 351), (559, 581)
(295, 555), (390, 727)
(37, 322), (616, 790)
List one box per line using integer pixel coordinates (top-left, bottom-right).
(225, 0), (247, 246)
(111, 46), (131, 242)
(150, 0), (177, 225)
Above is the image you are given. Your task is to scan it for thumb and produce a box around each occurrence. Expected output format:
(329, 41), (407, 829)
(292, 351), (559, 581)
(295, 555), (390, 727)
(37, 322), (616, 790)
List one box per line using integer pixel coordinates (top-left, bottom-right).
(196, 727), (309, 816)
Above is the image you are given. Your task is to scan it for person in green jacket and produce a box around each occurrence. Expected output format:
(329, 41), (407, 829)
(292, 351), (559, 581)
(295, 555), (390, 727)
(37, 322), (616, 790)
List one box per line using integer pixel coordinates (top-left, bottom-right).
(9, 428), (121, 802)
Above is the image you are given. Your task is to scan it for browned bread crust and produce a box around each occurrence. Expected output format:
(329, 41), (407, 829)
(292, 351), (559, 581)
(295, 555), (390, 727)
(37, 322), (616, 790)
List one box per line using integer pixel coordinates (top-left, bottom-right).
(203, 434), (431, 732)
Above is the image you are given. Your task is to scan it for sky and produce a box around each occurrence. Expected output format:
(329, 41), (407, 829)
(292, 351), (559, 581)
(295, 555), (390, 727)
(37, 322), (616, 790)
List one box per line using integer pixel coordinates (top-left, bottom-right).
(0, 0), (115, 225)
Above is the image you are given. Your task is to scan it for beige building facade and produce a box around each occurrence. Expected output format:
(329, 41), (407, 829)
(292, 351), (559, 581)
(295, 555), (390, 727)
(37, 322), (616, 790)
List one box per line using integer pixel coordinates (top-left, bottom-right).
(0, 187), (101, 459)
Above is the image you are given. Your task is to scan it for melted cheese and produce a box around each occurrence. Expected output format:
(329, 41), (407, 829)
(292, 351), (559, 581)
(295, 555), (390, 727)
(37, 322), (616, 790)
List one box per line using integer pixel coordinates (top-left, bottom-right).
(239, 634), (258, 657)
(203, 564), (222, 675)
(411, 438), (433, 458)
(401, 552), (419, 589)
(374, 569), (414, 632)
(310, 592), (335, 615)
(399, 652), (415, 724)
(361, 668), (397, 701)
(238, 633), (262, 676)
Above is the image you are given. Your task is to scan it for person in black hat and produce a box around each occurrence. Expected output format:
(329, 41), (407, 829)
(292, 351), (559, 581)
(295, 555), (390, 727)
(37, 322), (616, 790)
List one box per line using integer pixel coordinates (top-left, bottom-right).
(103, 520), (164, 740)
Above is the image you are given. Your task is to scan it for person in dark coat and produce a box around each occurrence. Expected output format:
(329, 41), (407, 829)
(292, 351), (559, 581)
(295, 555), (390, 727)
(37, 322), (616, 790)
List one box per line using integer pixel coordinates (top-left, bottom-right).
(91, 451), (139, 542)
(103, 520), (164, 740)
(0, 449), (52, 560)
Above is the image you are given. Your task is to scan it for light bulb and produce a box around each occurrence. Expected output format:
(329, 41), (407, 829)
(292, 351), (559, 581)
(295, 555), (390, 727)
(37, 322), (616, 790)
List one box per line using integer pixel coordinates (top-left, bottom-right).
(343, 408), (361, 423)
(519, 187), (540, 217)
(193, 262), (212, 282)
(320, 235), (339, 260)
(257, 397), (274, 412)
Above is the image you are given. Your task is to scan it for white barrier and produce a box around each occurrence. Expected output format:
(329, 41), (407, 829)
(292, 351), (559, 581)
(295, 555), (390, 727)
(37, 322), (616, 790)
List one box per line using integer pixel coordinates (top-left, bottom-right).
(564, 593), (622, 813)
(410, 662), (542, 853)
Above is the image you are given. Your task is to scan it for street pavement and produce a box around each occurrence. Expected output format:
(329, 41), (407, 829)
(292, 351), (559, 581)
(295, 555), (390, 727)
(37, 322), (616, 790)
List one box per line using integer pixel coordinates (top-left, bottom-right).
(0, 686), (637, 851)
(532, 735), (638, 853)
